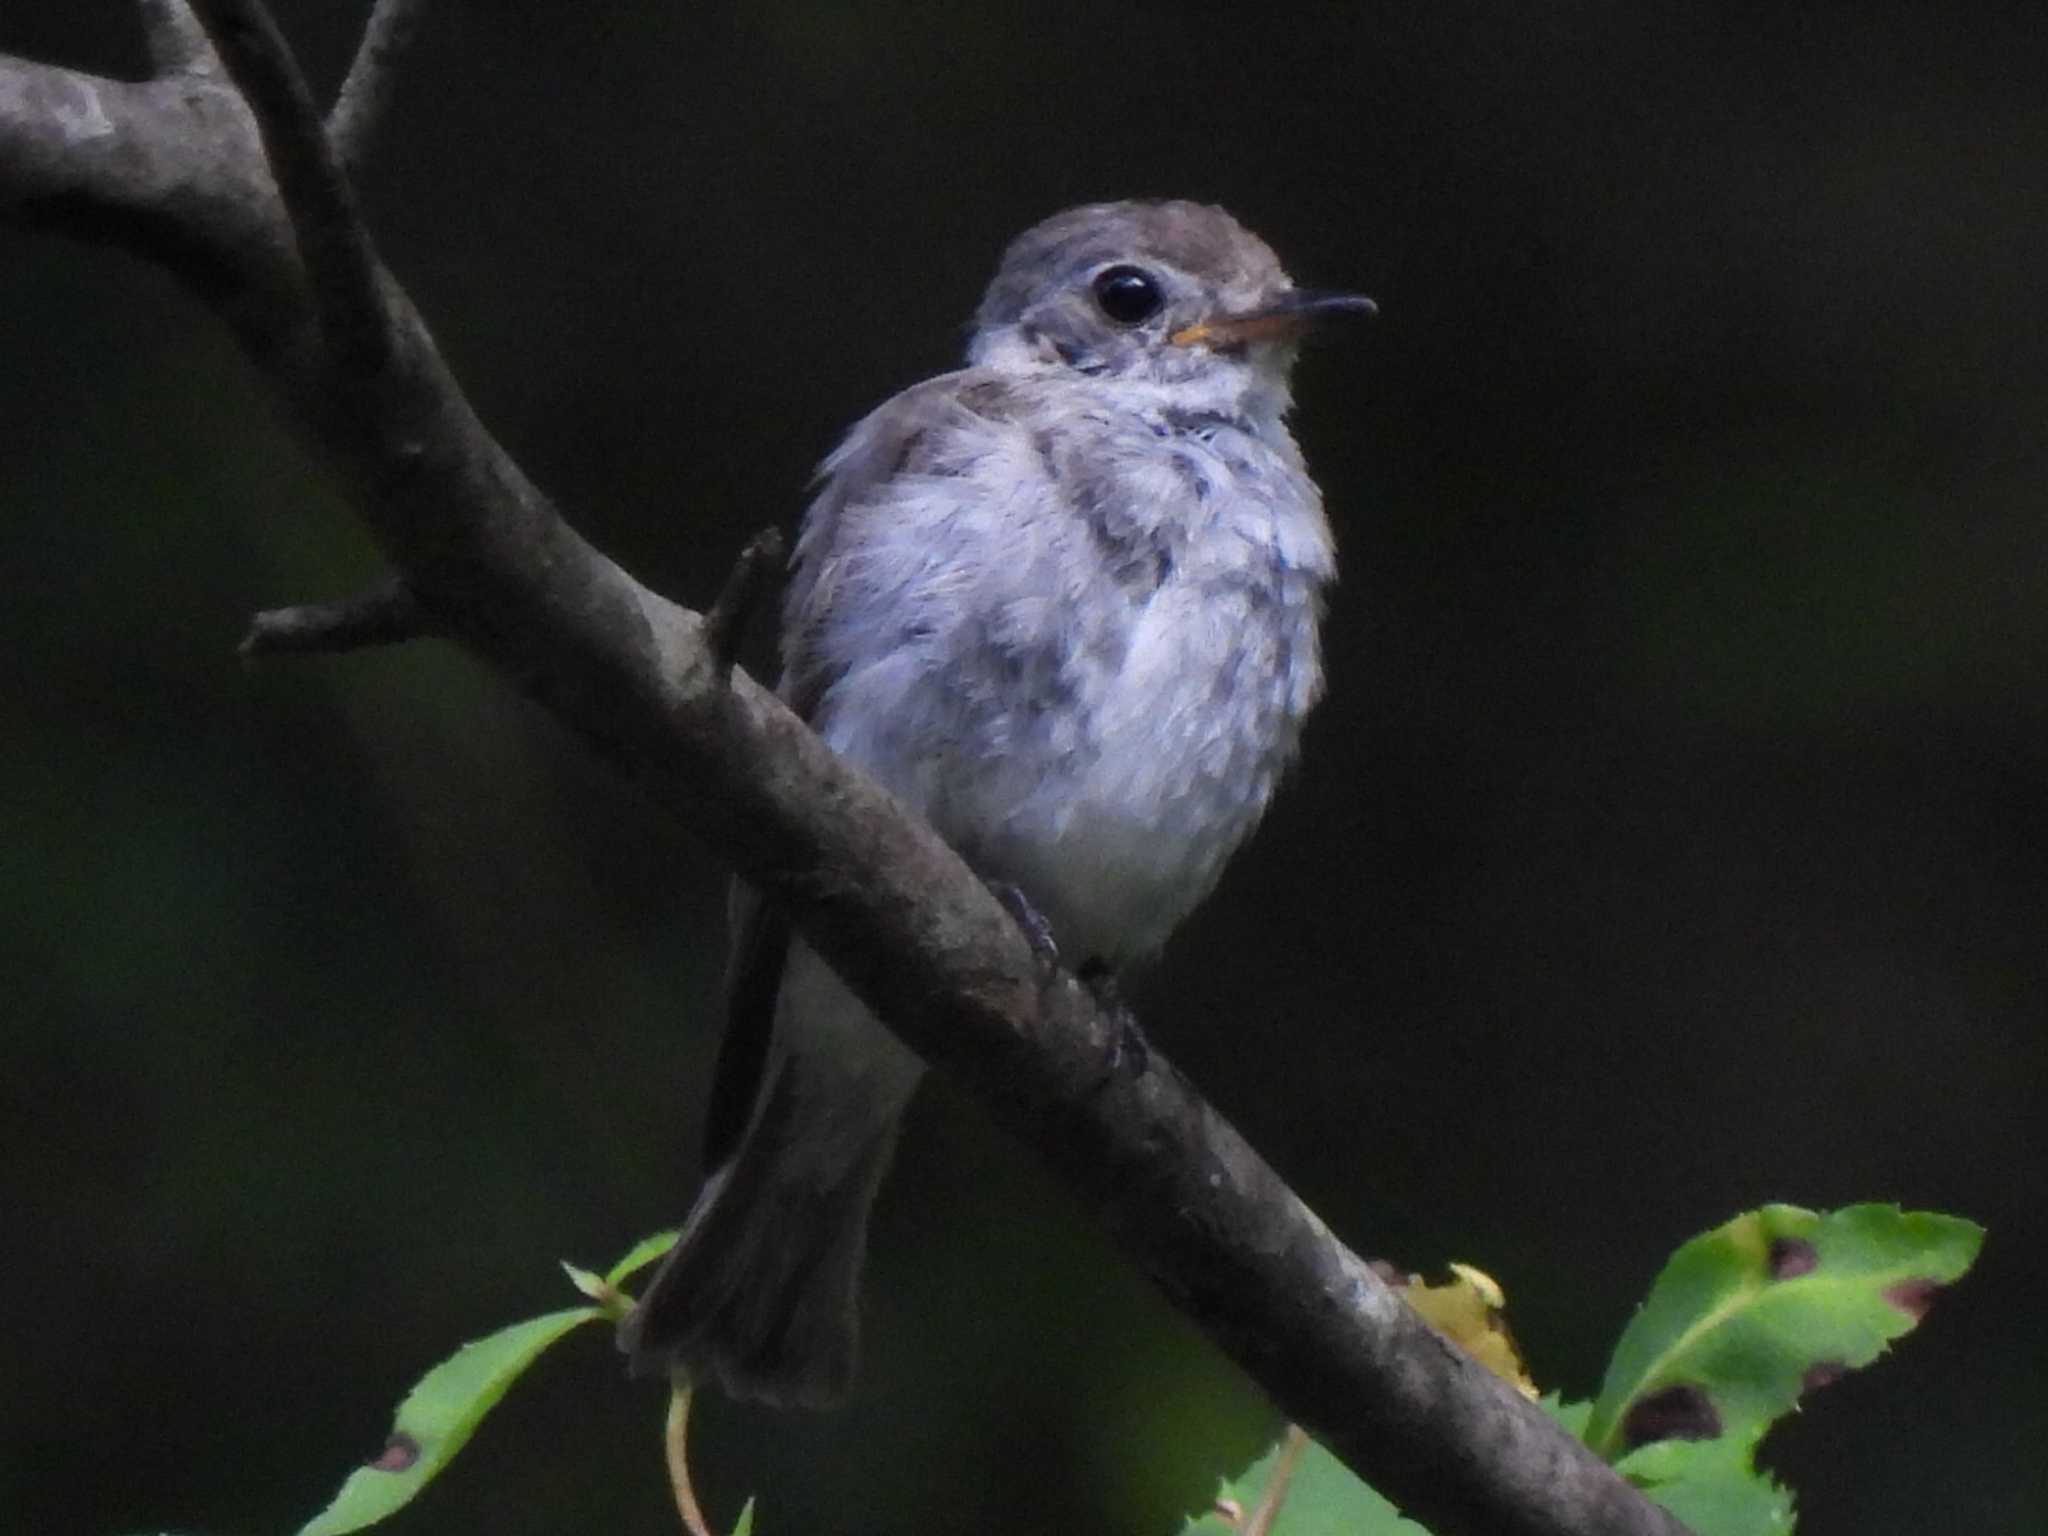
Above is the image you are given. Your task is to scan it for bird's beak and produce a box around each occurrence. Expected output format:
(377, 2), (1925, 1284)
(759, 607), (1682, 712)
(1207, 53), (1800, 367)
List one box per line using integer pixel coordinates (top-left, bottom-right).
(1169, 289), (1378, 349)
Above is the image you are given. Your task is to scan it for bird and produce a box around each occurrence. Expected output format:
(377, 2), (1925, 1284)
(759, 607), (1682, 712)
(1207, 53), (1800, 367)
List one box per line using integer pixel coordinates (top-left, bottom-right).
(619, 199), (1372, 1408)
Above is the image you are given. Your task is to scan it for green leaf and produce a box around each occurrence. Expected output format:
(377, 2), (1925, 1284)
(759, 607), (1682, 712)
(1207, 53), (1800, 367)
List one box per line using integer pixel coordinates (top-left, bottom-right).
(1169, 1207), (1978, 1536)
(607, 1229), (680, 1287)
(732, 1496), (757, 1535)
(1549, 1395), (1801, 1536)
(1542, 1394), (1592, 1439)
(295, 1305), (602, 1536)
(1583, 1203), (1982, 1468)
(1613, 1438), (1794, 1536)
(1178, 1432), (1430, 1536)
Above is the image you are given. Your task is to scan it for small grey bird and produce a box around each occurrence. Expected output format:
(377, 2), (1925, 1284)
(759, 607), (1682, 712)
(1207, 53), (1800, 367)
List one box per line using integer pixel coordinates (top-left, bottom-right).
(621, 200), (1371, 1407)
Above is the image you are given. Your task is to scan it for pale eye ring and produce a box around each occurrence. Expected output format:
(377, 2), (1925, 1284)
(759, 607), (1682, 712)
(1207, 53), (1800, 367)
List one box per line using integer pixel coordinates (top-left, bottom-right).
(1091, 265), (1164, 325)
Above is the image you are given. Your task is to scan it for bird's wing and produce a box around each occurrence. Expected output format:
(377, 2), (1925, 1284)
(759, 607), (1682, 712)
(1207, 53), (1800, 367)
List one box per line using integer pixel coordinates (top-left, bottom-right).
(703, 369), (1026, 1171)
(780, 369), (1031, 721)
(701, 880), (790, 1169)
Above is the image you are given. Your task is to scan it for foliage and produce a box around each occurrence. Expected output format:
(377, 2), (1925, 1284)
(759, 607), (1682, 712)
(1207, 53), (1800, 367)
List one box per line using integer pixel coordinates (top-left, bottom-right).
(1181, 1205), (1981, 1536)
(241, 1202), (1983, 1536)
(292, 1232), (674, 1536)
(294, 1306), (601, 1536)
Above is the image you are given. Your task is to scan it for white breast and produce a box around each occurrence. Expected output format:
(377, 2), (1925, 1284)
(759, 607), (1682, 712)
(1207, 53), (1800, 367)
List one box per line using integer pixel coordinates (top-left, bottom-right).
(802, 379), (1335, 964)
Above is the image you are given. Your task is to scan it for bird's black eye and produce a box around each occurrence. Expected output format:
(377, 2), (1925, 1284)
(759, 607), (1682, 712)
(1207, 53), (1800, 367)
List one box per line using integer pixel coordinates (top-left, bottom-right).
(1091, 265), (1164, 325)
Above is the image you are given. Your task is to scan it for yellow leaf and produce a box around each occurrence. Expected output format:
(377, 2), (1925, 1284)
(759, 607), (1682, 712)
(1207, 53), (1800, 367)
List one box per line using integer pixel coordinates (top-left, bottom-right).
(1394, 1262), (1537, 1398)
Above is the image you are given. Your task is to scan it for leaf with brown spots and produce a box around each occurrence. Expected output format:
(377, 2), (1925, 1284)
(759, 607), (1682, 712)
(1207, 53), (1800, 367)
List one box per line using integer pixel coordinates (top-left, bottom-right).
(295, 1303), (603, 1536)
(292, 1231), (682, 1536)
(1607, 1437), (1796, 1536)
(1577, 1204), (1980, 1533)
(288, 1229), (706, 1536)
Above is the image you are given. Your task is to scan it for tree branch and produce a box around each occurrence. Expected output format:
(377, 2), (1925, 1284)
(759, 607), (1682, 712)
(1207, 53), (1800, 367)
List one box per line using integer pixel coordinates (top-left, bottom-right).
(328, 0), (426, 173)
(138, 0), (220, 77)
(0, 58), (192, 231)
(239, 575), (429, 658)
(0, 12), (1686, 1536)
(186, 0), (388, 376)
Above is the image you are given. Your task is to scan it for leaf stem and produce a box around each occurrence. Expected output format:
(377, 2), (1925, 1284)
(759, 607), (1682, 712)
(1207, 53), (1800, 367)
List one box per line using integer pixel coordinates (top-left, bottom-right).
(1242, 1424), (1310, 1536)
(664, 1382), (716, 1536)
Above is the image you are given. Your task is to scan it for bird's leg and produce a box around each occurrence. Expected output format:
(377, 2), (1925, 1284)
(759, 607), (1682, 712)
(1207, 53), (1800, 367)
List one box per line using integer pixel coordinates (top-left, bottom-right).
(986, 880), (1060, 973)
(986, 882), (1149, 1076)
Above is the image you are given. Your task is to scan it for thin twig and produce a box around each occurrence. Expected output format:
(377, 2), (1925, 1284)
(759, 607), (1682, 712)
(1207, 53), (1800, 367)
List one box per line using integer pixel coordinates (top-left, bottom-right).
(702, 527), (788, 676)
(137, 0), (219, 77)
(238, 575), (427, 658)
(328, 0), (426, 173)
(186, 0), (391, 375)
(1242, 1425), (1311, 1536)
(663, 1383), (716, 1536)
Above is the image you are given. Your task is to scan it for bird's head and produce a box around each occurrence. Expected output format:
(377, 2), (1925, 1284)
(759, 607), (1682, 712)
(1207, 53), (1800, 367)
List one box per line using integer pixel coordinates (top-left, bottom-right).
(967, 199), (1374, 420)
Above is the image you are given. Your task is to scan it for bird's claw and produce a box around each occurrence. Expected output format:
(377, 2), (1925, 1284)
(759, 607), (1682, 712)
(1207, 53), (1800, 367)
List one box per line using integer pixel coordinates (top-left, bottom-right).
(987, 880), (1060, 975)
(1078, 957), (1150, 1076)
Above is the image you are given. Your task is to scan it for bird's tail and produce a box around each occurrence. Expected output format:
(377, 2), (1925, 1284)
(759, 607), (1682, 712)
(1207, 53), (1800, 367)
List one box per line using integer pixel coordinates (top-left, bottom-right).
(620, 1047), (916, 1409)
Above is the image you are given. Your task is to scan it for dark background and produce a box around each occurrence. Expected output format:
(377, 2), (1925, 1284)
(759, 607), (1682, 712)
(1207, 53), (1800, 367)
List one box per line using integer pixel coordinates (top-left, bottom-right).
(3, 3), (2042, 1533)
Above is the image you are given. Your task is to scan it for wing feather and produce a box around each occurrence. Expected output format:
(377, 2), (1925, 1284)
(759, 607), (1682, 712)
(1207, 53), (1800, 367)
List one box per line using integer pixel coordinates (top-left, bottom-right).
(705, 370), (1025, 1170)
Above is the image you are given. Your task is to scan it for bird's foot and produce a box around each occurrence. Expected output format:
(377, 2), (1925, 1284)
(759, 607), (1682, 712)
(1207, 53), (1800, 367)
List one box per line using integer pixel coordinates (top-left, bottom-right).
(987, 880), (1060, 975)
(1077, 957), (1149, 1077)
